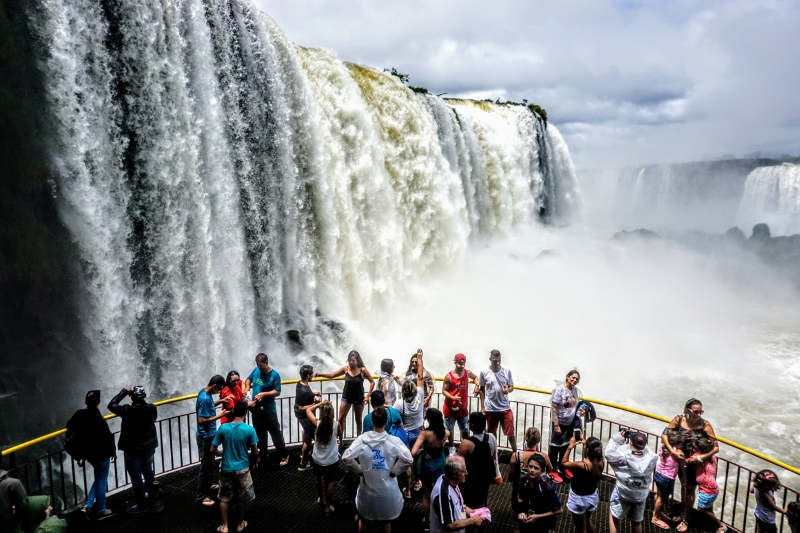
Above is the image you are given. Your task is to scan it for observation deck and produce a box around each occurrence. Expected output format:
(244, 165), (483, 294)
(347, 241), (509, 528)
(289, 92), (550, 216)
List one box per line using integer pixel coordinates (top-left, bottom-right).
(3, 380), (798, 533)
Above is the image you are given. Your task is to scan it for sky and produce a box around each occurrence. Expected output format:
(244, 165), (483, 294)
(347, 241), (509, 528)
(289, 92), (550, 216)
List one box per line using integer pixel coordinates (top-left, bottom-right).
(255, 0), (800, 169)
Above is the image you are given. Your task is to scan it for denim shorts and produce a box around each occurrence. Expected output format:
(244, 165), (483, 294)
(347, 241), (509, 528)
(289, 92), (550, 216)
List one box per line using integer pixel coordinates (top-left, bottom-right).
(697, 491), (717, 510)
(445, 416), (469, 433)
(654, 471), (675, 496)
(406, 428), (422, 450)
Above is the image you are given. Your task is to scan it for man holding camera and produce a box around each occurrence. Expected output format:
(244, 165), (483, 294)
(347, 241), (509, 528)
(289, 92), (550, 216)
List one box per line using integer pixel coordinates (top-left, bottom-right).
(605, 429), (658, 533)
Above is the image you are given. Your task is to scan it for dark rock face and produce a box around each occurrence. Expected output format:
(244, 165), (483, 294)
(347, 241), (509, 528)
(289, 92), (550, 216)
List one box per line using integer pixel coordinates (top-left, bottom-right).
(618, 222), (800, 289)
(751, 223), (771, 241)
(612, 229), (660, 241)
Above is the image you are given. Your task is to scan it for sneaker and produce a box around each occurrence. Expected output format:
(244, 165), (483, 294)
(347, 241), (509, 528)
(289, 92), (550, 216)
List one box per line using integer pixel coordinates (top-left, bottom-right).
(125, 505), (148, 514)
(562, 469), (573, 480)
(448, 446), (456, 456)
(422, 518), (431, 532)
(298, 462), (313, 472)
(549, 472), (564, 484)
(95, 509), (118, 521)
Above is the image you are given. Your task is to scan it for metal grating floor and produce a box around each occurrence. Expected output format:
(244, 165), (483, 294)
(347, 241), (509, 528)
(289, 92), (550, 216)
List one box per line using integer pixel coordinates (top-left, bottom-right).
(65, 448), (716, 533)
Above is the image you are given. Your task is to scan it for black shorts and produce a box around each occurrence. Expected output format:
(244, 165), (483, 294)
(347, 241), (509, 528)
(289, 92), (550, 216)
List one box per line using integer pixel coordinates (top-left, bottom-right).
(298, 417), (315, 444)
(756, 518), (778, 533)
(312, 459), (339, 479)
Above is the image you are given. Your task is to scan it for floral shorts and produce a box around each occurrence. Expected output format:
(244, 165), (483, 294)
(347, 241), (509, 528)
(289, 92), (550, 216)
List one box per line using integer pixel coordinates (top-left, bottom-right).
(218, 468), (255, 503)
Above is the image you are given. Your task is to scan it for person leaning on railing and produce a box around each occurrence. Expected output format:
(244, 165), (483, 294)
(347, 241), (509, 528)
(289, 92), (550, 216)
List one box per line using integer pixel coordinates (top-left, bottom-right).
(662, 398), (719, 533)
(314, 350), (374, 441)
(548, 370), (582, 484)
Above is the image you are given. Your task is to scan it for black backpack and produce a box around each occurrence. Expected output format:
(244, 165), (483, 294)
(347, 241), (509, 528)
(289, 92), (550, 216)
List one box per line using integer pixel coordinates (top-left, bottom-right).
(64, 411), (89, 466)
(465, 434), (494, 485)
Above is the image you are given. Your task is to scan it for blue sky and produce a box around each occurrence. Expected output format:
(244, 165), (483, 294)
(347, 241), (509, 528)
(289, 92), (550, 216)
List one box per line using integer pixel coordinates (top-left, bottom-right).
(256, 0), (800, 169)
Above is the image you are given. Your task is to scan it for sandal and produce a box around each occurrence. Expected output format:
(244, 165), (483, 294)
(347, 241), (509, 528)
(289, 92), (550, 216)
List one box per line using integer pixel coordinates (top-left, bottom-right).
(325, 505), (335, 516)
(216, 527), (228, 533)
(237, 520), (248, 532)
(652, 518), (670, 530)
(413, 479), (422, 491)
(403, 488), (411, 499)
(279, 456), (290, 467)
(677, 521), (689, 532)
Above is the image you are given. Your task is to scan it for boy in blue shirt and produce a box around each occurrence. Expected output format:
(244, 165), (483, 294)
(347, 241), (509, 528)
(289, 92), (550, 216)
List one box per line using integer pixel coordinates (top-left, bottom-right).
(196, 375), (228, 506)
(243, 353), (288, 466)
(212, 401), (259, 533)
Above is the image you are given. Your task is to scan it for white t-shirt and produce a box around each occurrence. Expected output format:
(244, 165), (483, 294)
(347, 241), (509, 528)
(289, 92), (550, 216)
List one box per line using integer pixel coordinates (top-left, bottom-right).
(479, 367), (514, 412)
(394, 387), (425, 430)
(551, 384), (582, 425)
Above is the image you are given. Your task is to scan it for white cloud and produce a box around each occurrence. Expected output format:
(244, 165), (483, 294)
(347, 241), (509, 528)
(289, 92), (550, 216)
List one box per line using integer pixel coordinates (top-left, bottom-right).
(256, 0), (800, 168)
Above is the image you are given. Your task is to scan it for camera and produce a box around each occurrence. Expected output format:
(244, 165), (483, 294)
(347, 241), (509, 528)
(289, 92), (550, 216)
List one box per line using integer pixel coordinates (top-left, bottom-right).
(620, 427), (634, 440)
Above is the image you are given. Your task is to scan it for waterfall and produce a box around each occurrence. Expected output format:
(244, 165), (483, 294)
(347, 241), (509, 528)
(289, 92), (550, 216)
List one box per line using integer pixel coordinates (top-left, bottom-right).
(29, 0), (582, 396)
(737, 164), (800, 236)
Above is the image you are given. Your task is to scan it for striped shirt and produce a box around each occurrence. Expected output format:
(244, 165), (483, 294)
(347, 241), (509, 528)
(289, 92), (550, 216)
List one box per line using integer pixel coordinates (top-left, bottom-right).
(431, 475), (467, 533)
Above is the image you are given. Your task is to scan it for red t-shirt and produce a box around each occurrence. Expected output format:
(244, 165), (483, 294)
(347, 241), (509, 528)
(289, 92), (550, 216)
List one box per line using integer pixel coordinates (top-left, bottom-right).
(219, 383), (245, 424)
(443, 370), (470, 418)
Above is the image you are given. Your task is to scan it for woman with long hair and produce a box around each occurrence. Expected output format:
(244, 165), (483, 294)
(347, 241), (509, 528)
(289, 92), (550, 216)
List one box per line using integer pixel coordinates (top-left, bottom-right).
(562, 437), (605, 533)
(393, 349), (426, 496)
(404, 353), (435, 411)
(548, 369), (582, 483)
(315, 350), (374, 442)
(306, 400), (341, 515)
(662, 398), (719, 533)
(411, 408), (450, 531)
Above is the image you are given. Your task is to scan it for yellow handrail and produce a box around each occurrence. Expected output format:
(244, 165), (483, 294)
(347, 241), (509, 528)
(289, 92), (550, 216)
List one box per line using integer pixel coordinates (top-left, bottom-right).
(3, 378), (799, 477)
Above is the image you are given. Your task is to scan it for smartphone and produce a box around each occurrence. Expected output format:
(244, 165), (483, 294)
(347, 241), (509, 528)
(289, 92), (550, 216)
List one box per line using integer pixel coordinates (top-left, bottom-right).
(574, 428), (582, 441)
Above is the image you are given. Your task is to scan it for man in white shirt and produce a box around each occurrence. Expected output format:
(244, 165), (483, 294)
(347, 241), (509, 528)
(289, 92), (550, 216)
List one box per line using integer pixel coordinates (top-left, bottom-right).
(605, 430), (658, 533)
(478, 349), (517, 452)
(342, 406), (413, 533)
(431, 456), (485, 533)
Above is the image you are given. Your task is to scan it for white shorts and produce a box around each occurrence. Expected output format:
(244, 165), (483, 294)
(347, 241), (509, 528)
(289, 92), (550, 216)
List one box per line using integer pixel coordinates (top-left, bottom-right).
(610, 489), (646, 523)
(567, 489), (599, 514)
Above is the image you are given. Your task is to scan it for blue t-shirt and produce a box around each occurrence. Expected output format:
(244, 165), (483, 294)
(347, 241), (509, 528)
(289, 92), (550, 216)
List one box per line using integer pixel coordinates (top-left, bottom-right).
(362, 406), (403, 433)
(246, 367), (281, 413)
(212, 422), (258, 472)
(196, 389), (217, 438)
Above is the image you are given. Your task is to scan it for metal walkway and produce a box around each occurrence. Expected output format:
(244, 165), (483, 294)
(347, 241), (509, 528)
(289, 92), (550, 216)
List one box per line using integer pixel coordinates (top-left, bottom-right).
(65, 448), (716, 533)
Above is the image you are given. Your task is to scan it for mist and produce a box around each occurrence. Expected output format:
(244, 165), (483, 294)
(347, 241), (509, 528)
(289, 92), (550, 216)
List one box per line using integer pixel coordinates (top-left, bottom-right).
(342, 225), (800, 480)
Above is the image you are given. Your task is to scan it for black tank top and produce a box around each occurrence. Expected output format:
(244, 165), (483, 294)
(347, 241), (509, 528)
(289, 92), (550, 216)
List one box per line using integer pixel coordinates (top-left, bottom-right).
(569, 461), (602, 496)
(343, 371), (364, 403)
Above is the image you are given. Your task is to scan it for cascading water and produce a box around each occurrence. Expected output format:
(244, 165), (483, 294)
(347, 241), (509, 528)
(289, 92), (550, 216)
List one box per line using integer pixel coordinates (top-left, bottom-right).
(28, 0), (582, 398)
(736, 164), (800, 236)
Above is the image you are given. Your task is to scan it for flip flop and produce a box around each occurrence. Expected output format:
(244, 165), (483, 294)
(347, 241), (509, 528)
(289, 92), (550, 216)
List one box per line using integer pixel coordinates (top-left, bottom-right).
(677, 520), (689, 532)
(652, 518), (670, 530)
(237, 520), (248, 532)
(413, 479), (422, 491)
(279, 456), (289, 467)
(216, 527), (228, 533)
(325, 505), (335, 516)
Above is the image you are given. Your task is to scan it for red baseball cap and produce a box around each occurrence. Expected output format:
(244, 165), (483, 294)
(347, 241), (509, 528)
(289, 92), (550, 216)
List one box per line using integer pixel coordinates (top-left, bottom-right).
(454, 353), (466, 363)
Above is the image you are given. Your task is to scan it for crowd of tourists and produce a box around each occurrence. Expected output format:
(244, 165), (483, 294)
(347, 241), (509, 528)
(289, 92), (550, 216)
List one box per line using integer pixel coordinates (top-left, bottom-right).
(2, 350), (799, 533)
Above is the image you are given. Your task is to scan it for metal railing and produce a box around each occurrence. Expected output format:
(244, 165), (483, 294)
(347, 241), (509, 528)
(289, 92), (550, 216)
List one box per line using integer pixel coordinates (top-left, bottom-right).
(3, 380), (798, 533)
